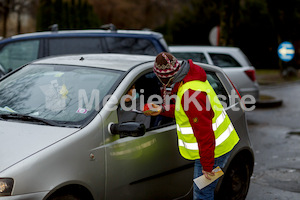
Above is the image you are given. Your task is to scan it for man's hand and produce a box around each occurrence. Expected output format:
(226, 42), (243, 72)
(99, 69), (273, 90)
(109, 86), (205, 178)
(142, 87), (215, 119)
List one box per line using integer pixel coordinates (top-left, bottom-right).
(143, 103), (162, 116)
(202, 170), (215, 180)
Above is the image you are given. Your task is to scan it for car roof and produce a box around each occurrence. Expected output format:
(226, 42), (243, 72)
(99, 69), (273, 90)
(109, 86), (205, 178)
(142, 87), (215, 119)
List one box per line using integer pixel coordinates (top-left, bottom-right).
(32, 53), (226, 73)
(169, 45), (241, 52)
(32, 54), (156, 71)
(0, 29), (163, 42)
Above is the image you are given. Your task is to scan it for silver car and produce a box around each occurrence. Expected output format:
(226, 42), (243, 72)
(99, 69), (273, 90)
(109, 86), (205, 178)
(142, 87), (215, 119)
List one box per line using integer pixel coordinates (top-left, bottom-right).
(0, 54), (254, 200)
(169, 46), (260, 102)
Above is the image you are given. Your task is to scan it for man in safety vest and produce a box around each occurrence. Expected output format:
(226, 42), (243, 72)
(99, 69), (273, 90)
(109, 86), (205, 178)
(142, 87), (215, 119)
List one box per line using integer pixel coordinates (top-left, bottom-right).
(147, 52), (240, 200)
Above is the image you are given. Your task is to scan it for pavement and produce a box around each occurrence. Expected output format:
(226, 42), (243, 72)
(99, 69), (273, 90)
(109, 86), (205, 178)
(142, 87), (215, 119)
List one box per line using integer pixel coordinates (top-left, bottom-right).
(254, 69), (300, 108)
(245, 79), (300, 200)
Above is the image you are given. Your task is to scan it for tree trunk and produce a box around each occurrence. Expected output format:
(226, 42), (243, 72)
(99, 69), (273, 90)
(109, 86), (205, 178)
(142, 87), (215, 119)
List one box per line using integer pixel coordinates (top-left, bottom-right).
(2, 7), (9, 37)
(17, 9), (21, 34)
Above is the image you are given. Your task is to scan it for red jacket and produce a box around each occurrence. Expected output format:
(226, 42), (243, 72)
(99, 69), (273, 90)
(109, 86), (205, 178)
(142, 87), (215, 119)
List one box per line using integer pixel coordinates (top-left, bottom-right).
(161, 60), (215, 172)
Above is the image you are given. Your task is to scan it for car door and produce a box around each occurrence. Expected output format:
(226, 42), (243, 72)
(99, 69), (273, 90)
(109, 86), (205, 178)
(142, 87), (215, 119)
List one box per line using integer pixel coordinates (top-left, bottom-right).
(102, 67), (194, 200)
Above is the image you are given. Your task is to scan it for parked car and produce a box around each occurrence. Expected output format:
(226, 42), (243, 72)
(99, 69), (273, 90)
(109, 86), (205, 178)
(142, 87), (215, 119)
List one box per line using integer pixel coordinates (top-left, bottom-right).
(169, 46), (260, 101)
(0, 25), (169, 76)
(0, 54), (254, 200)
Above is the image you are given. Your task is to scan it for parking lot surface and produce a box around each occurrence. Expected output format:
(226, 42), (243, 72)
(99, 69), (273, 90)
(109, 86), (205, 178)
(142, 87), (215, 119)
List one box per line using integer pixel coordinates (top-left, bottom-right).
(246, 81), (300, 200)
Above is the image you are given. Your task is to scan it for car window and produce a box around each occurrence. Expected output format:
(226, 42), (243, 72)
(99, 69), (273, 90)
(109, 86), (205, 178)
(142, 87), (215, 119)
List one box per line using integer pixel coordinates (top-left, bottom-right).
(139, 72), (175, 128)
(206, 71), (229, 107)
(209, 53), (241, 67)
(104, 37), (158, 55)
(171, 52), (208, 64)
(0, 64), (122, 127)
(117, 83), (152, 129)
(159, 38), (169, 52)
(48, 38), (104, 56)
(238, 49), (252, 66)
(115, 71), (229, 130)
(117, 71), (174, 130)
(0, 40), (40, 73)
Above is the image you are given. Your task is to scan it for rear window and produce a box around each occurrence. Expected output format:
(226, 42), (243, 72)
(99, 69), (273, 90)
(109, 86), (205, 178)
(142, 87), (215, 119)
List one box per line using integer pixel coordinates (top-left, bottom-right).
(238, 49), (252, 66)
(209, 53), (241, 68)
(48, 37), (158, 56)
(172, 52), (208, 64)
(104, 37), (157, 55)
(49, 38), (104, 56)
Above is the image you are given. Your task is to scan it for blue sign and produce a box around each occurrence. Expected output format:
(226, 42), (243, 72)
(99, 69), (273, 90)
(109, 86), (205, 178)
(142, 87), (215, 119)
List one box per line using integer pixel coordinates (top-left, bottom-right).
(278, 41), (295, 62)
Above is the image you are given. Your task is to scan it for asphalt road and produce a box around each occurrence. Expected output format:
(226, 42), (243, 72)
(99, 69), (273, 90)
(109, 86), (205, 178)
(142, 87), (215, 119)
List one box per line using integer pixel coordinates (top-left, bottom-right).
(245, 81), (300, 200)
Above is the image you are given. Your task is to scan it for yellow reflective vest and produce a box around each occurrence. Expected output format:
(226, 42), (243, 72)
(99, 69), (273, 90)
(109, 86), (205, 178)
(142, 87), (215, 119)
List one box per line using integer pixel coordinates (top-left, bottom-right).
(175, 80), (240, 160)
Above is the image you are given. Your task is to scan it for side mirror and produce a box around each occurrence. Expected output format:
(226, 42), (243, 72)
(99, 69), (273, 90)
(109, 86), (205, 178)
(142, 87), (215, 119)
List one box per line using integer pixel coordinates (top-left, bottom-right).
(109, 122), (146, 138)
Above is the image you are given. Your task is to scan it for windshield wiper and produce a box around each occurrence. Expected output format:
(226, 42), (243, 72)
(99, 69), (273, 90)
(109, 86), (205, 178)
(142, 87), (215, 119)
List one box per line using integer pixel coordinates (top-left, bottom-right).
(0, 113), (58, 126)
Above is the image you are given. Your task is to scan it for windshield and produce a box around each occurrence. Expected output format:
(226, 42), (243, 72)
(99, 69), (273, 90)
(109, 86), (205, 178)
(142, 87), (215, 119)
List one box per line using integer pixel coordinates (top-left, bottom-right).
(0, 64), (122, 127)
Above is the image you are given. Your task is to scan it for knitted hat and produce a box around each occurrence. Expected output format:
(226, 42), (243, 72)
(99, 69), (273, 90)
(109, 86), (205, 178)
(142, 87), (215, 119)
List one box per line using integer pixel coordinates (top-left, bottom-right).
(154, 52), (181, 79)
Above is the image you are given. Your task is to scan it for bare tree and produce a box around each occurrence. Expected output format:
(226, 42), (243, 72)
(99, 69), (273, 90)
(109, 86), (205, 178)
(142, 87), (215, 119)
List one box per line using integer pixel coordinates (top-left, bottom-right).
(0, 0), (37, 37)
(11, 0), (38, 34)
(0, 0), (10, 37)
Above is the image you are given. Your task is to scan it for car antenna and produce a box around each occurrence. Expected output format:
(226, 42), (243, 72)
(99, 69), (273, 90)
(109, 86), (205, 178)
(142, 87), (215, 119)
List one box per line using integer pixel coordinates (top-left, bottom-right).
(100, 23), (117, 32)
(49, 24), (58, 32)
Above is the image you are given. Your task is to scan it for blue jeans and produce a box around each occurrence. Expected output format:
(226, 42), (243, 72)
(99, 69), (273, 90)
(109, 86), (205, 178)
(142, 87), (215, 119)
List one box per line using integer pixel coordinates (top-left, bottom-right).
(193, 151), (231, 200)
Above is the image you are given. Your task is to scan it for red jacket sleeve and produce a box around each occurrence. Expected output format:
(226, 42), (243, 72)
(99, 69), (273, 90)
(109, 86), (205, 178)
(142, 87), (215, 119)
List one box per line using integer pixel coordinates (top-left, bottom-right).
(160, 104), (175, 118)
(181, 89), (215, 172)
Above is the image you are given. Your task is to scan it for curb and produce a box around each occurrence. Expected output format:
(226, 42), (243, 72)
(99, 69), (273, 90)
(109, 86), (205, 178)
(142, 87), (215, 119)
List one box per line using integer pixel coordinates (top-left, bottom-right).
(255, 94), (283, 108)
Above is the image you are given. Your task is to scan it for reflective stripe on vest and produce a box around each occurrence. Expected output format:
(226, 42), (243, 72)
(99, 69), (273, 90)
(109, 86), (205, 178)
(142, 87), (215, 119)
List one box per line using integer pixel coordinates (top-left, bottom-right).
(177, 109), (235, 148)
(175, 80), (240, 160)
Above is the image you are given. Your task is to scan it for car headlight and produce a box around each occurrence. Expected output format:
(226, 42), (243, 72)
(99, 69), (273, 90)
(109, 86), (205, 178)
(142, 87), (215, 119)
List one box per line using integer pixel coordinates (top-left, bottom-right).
(0, 178), (14, 196)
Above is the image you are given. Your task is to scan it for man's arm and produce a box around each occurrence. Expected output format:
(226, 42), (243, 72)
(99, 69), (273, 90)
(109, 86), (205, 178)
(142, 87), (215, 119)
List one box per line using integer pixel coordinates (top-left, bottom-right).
(182, 89), (215, 172)
(160, 104), (175, 118)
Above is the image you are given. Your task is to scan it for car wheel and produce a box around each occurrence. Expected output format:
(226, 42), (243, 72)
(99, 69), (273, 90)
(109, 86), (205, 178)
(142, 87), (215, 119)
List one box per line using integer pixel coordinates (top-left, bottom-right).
(49, 194), (81, 200)
(216, 157), (251, 200)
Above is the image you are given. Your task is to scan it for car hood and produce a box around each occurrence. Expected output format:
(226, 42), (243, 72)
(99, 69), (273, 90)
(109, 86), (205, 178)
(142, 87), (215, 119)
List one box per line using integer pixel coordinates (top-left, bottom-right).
(0, 120), (79, 173)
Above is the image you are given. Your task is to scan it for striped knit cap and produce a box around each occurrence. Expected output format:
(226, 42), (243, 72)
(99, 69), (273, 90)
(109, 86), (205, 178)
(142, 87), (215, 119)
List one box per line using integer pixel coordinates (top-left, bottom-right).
(154, 52), (181, 79)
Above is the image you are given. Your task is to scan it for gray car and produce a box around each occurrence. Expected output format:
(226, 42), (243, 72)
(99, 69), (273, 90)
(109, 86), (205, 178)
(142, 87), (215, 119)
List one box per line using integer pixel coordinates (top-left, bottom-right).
(0, 54), (254, 200)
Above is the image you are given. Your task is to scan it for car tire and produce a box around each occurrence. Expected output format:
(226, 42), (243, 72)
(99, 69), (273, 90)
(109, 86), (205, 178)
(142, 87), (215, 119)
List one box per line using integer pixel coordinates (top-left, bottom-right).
(49, 194), (81, 200)
(215, 157), (251, 200)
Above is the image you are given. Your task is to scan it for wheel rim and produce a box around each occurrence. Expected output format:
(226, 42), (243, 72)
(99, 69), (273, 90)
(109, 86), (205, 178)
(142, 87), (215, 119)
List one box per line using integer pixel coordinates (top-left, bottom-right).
(215, 161), (251, 200)
(228, 163), (250, 199)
